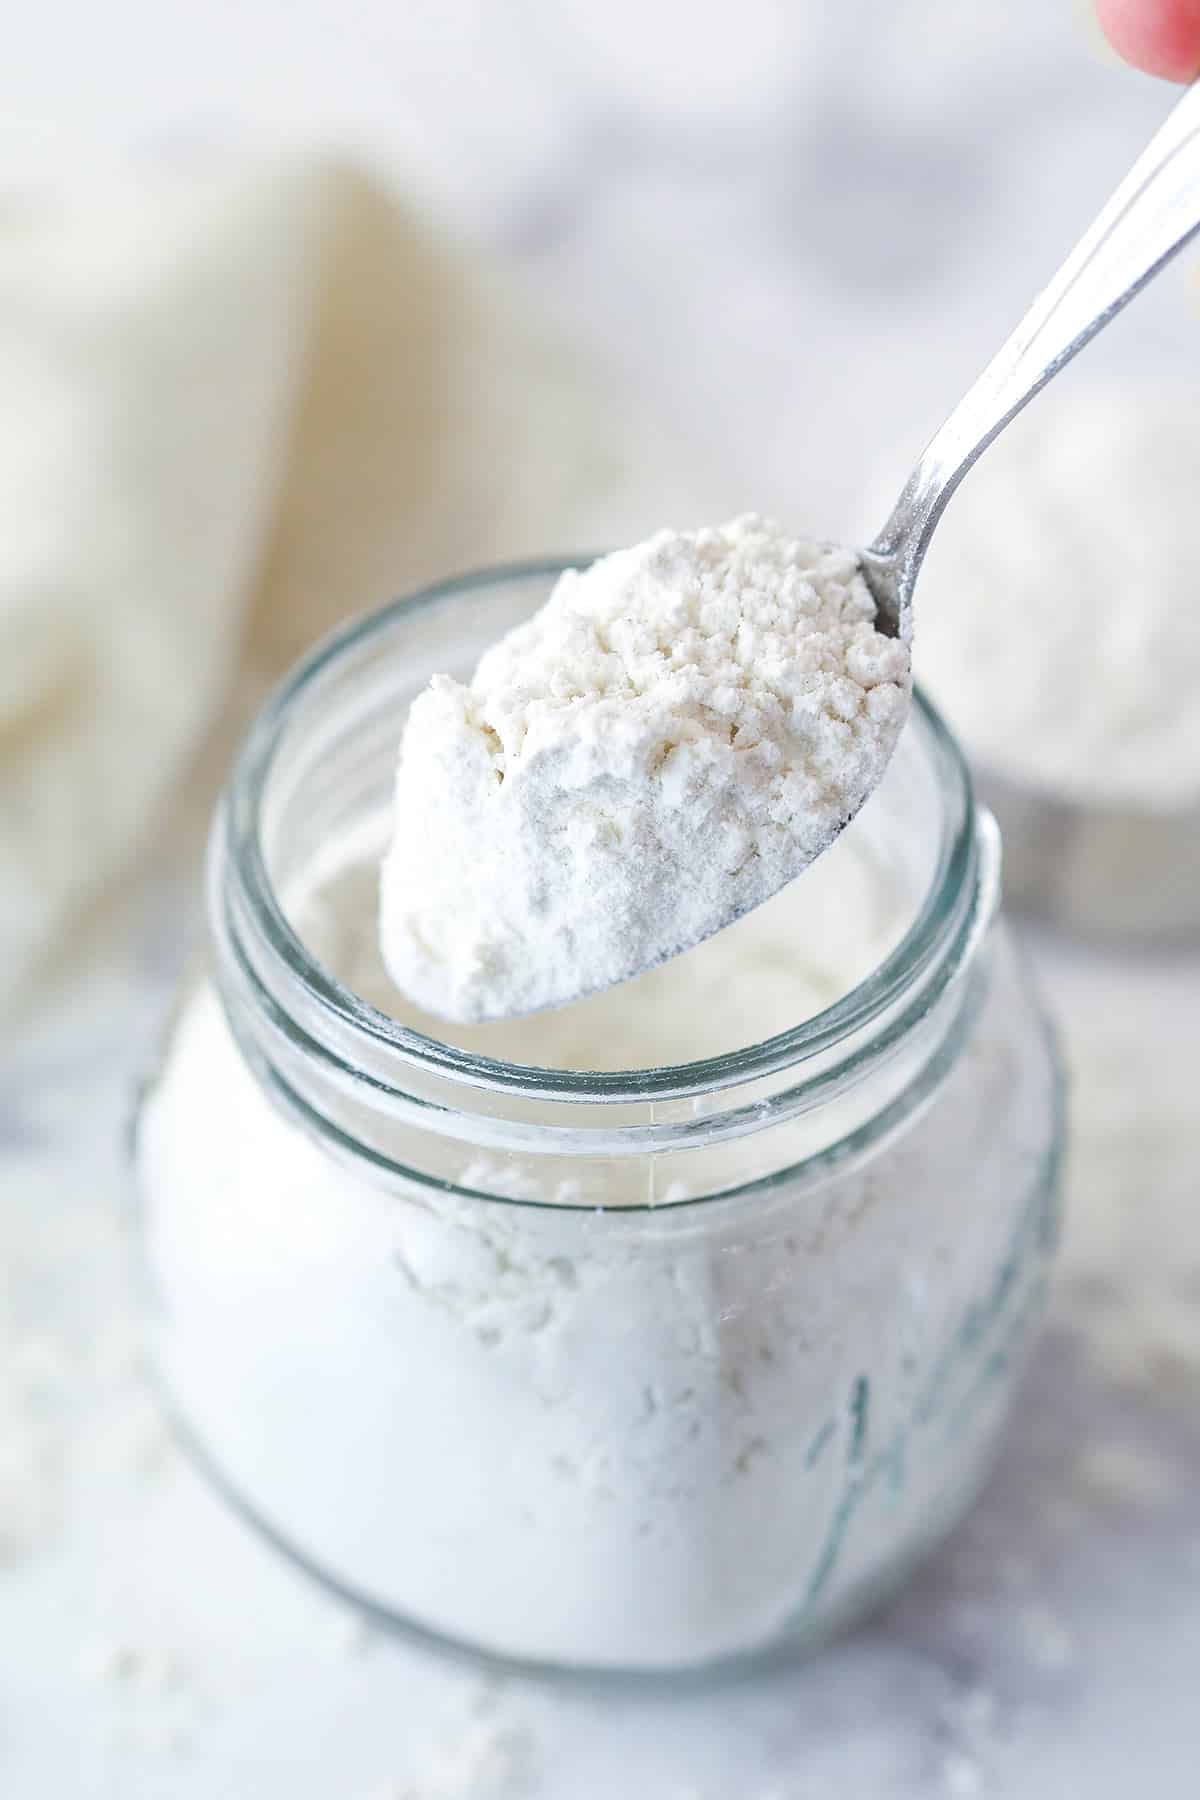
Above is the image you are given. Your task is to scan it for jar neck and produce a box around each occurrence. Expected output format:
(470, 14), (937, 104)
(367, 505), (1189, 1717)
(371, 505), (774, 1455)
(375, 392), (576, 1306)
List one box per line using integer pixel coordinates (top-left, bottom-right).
(208, 564), (999, 1199)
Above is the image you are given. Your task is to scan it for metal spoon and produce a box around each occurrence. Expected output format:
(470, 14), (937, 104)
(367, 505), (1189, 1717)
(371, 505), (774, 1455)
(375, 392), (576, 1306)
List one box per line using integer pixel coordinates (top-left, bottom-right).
(862, 80), (1200, 639)
(383, 84), (1200, 1026)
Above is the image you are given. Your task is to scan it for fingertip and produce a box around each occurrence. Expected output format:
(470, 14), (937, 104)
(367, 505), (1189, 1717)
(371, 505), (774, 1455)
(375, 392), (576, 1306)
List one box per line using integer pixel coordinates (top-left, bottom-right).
(1096, 0), (1200, 80)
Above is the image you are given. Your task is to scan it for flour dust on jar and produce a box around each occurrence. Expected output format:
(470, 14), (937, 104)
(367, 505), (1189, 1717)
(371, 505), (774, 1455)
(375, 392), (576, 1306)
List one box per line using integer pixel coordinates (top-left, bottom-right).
(135, 550), (1064, 1677)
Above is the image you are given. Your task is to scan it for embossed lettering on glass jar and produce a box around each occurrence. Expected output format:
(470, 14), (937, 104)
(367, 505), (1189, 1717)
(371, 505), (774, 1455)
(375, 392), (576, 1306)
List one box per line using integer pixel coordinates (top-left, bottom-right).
(135, 562), (1065, 1676)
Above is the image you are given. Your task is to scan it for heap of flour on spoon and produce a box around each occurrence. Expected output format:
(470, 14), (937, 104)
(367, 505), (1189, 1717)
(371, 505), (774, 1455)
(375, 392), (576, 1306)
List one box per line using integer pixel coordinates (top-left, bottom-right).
(380, 516), (911, 1023)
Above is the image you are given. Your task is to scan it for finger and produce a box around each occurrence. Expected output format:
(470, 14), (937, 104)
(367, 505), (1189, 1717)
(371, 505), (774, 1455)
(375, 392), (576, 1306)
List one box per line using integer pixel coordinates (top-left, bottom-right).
(1096, 0), (1200, 79)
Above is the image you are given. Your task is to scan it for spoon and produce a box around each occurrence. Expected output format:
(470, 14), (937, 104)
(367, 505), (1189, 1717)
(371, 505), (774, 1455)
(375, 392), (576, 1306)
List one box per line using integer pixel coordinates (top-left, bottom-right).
(863, 79), (1200, 639)
(383, 83), (1200, 1027)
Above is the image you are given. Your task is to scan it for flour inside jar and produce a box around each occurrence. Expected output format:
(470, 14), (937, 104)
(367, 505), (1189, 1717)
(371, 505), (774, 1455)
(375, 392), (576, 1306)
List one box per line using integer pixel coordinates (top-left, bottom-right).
(304, 803), (913, 1072)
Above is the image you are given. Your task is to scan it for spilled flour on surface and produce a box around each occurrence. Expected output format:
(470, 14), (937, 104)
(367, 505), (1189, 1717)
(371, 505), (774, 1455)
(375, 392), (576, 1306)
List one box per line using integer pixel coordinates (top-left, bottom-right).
(370, 1685), (540, 1800)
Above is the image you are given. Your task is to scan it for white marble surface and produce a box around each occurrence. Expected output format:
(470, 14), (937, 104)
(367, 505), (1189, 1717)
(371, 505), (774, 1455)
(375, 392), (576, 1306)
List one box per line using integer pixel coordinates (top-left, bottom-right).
(4, 4), (1200, 1795)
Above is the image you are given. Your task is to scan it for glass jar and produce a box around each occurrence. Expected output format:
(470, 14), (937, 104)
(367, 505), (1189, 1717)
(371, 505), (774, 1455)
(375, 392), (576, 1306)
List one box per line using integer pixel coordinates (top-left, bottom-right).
(134, 561), (1065, 1677)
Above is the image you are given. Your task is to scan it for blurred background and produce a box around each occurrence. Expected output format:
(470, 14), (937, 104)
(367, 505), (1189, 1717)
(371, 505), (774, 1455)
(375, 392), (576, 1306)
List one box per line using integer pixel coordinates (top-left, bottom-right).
(3, 3), (1199, 1796)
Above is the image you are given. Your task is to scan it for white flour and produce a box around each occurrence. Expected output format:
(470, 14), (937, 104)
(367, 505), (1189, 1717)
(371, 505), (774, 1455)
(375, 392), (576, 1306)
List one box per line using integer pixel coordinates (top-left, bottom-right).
(317, 816), (907, 1072)
(139, 802), (1057, 1669)
(380, 517), (910, 1022)
(912, 378), (1200, 812)
(379, 1686), (538, 1800)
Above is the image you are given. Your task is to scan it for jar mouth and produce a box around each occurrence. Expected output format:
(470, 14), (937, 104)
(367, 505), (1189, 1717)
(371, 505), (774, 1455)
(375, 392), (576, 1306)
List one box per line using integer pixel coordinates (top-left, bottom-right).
(223, 557), (983, 1107)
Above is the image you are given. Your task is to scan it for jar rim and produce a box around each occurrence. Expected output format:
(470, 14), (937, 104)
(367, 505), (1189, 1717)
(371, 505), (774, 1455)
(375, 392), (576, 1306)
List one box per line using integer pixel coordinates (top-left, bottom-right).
(223, 556), (982, 1107)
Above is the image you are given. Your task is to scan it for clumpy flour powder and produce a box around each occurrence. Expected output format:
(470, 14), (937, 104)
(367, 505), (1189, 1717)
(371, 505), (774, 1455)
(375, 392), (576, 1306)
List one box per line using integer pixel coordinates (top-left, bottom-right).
(380, 517), (911, 1022)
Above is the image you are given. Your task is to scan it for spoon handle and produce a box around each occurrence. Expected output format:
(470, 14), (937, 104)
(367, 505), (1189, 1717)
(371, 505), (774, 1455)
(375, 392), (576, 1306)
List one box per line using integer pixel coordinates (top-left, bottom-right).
(873, 79), (1200, 602)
